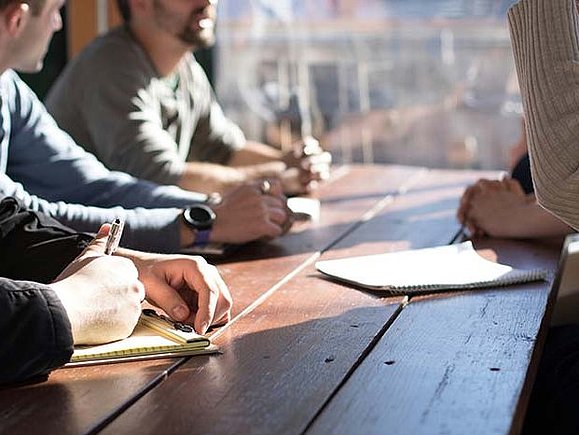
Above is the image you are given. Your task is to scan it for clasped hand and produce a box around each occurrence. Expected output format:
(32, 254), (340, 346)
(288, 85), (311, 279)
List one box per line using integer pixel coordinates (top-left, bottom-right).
(282, 136), (332, 195)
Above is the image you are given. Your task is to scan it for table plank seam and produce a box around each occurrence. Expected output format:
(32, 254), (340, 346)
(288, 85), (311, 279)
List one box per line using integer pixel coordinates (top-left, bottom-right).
(90, 166), (431, 434)
(86, 368), (174, 435)
(301, 296), (410, 435)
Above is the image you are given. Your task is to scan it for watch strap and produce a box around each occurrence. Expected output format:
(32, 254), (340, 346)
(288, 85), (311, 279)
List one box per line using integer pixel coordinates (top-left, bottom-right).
(194, 229), (211, 246)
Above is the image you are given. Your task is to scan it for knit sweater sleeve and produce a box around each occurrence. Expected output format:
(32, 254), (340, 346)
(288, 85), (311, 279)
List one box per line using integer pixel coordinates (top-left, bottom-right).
(509, 0), (579, 230)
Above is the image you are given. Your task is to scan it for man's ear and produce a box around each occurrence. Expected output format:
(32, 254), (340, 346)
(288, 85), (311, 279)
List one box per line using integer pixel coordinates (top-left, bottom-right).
(3, 3), (30, 37)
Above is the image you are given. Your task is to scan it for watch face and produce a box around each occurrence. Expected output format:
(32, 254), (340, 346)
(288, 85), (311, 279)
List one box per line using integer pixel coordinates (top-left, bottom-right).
(183, 205), (215, 230)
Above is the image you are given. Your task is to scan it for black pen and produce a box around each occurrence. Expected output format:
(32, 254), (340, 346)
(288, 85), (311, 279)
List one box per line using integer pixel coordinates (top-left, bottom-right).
(105, 218), (124, 255)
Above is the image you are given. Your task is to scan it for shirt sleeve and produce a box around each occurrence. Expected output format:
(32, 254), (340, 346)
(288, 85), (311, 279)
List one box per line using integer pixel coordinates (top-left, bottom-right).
(2, 71), (207, 252)
(0, 196), (92, 283)
(508, 0), (579, 230)
(0, 277), (73, 385)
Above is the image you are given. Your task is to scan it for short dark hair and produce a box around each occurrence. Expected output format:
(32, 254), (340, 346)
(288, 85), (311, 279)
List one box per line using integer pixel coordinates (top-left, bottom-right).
(0, 0), (45, 15)
(116, 0), (131, 22)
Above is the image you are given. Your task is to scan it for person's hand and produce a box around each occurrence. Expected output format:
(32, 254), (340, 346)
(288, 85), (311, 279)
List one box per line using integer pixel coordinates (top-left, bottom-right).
(237, 161), (286, 184)
(282, 136), (332, 194)
(49, 224), (145, 345)
(125, 252), (233, 335)
(208, 180), (293, 244)
(457, 178), (532, 237)
(212, 161), (287, 195)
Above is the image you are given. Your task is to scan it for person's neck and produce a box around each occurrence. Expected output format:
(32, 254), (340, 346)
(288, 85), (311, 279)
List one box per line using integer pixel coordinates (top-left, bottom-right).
(128, 22), (190, 77)
(0, 44), (13, 75)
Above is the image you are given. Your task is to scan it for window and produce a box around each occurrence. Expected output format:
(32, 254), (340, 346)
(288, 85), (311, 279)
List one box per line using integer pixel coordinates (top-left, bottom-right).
(214, 0), (520, 170)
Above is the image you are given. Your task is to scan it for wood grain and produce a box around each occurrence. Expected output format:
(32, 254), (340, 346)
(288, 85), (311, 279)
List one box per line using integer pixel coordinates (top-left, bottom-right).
(0, 165), (421, 434)
(1, 166), (556, 435)
(100, 169), (480, 435)
(307, 240), (561, 435)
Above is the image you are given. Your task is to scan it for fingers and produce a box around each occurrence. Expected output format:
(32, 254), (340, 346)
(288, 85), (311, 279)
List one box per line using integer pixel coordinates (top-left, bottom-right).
(283, 139), (331, 193)
(146, 279), (191, 323)
(82, 223), (111, 257)
(302, 152), (332, 170)
(210, 270), (233, 326)
(256, 180), (293, 233)
(298, 152), (332, 187)
(264, 178), (284, 197)
(457, 178), (501, 230)
(178, 259), (232, 334)
(457, 185), (475, 223)
(144, 257), (233, 335)
(502, 178), (525, 195)
(193, 282), (218, 335)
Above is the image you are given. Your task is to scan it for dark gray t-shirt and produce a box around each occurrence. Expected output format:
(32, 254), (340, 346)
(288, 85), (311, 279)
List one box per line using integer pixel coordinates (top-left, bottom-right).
(46, 26), (246, 186)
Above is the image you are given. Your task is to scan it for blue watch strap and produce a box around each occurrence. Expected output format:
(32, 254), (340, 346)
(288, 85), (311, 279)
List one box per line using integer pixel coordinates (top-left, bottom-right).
(194, 229), (211, 246)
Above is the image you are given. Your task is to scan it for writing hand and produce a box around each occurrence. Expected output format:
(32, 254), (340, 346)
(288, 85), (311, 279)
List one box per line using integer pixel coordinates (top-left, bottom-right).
(50, 224), (145, 345)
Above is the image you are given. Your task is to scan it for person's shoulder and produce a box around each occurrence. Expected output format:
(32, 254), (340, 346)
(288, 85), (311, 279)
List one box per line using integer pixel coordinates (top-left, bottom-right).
(0, 69), (22, 85)
(186, 53), (205, 73)
(183, 53), (212, 86)
(73, 26), (146, 71)
(49, 26), (154, 105)
(0, 70), (33, 99)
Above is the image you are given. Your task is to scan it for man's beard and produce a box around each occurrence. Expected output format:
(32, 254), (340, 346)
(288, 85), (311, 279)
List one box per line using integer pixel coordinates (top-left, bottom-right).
(177, 25), (216, 49)
(153, 0), (216, 49)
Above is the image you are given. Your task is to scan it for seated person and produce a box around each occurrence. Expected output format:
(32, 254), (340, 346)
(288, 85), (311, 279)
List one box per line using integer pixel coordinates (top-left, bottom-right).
(457, 121), (573, 239)
(46, 0), (331, 196)
(508, 1), (579, 434)
(0, 196), (232, 385)
(0, 0), (291, 254)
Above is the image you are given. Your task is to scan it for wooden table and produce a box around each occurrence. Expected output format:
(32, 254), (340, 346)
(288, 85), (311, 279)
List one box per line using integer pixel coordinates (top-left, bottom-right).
(0, 165), (562, 435)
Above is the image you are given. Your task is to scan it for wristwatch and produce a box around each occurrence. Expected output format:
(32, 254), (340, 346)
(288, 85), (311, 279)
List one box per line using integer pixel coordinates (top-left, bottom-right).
(182, 204), (216, 246)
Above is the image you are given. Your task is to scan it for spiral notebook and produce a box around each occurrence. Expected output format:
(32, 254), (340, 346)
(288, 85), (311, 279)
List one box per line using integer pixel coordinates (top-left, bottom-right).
(315, 241), (547, 294)
(66, 309), (218, 366)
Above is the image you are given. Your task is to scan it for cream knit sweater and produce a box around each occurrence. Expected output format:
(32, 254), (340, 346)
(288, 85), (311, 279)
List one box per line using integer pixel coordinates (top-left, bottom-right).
(509, 0), (579, 230)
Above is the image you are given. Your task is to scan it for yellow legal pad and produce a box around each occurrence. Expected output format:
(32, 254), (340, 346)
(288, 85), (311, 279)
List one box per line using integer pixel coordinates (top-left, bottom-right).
(66, 310), (218, 366)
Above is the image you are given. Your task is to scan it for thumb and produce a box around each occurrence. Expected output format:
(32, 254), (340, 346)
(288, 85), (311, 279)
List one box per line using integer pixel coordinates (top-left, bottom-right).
(83, 223), (111, 256)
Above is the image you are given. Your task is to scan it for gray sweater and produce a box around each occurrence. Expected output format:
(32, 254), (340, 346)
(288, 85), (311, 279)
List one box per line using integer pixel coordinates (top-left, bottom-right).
(509, 0), (579, 230)
(46, 26), (246, 187)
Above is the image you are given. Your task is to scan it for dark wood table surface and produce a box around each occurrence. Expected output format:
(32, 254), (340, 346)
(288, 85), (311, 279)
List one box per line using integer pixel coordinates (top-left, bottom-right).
(0, 165), (562, 435)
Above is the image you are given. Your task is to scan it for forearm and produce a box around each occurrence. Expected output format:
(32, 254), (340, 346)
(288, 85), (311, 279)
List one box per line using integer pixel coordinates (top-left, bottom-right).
(506, 202), (574, 239)
(2, 173), (197, 253)
(178, 161), (246, 194)
(509, 0), (579, 229)
(228, 141), (283, 166)
(0, 278), (73, 385)
(179, 154), (286, 194)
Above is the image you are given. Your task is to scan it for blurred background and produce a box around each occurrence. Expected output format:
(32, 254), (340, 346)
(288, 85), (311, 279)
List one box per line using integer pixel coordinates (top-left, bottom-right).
(215, 0), (521, 170)
(24, 0), (521, 171)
